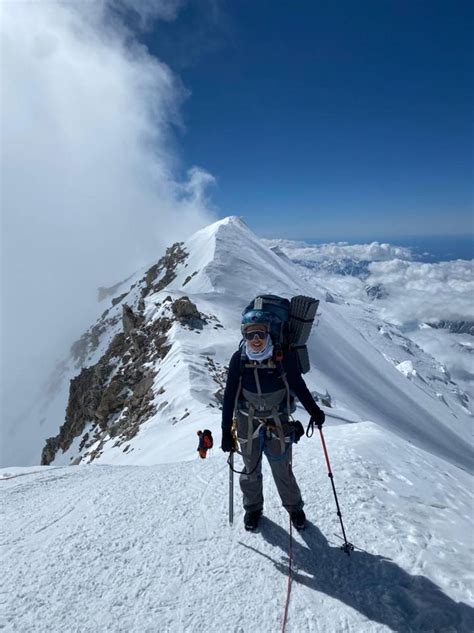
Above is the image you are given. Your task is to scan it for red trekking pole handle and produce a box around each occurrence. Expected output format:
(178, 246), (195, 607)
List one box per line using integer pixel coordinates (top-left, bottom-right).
(318, 424), (333, 475)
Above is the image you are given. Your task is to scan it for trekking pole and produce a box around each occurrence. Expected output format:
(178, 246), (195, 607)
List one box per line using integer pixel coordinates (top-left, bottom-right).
(229, 451), (234, 526)
(317, 425), (354, 555)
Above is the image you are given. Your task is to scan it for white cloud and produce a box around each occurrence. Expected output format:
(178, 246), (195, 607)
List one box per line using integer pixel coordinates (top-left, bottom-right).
(269, 237), (474, 402)
(263, 239), (413, 263)
(1, 1), (216, 433)
(369, 259), (474, 323)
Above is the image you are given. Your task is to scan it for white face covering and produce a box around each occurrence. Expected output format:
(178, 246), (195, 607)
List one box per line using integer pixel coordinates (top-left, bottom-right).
(245, 336), (274, 361)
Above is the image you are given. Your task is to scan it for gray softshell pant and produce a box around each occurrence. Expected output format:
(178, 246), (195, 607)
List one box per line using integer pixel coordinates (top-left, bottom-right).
(236, 411), (304, 513)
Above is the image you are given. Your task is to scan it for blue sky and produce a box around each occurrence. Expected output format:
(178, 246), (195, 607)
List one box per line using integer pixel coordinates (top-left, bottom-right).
(138, 1), (473, 241)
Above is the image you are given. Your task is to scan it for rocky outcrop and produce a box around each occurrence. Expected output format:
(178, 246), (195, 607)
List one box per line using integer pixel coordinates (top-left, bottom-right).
(205, 356), (228, 409)
(122, 304), (141, 334)
(142, 242), (188, 297)
(170, 297), (207, 330)
(295, 257), (372, 280)
(112, 292), (128, 307)
(427, 320), (474, 336)
(70, 316), (120, 368)
(41, 241), (200, 465)
(41, 307), (175, 465)
(365, 283), (388, 300)
(183, 270), (199, 286)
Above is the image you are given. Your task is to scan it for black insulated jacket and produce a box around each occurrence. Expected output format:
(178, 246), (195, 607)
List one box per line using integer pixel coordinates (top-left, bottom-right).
(221, 349), (323, 432)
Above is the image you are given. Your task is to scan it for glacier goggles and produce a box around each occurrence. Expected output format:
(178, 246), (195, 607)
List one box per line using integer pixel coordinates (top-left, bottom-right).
(244, 329), (268, 341)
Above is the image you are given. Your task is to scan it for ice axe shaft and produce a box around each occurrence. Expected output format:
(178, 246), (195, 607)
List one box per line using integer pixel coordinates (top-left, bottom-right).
(318, 425), (354, 555)
(229, 451), (234, 526)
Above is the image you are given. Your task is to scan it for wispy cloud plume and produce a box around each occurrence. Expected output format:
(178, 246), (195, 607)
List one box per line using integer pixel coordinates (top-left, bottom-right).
(1, 1), (216, 433)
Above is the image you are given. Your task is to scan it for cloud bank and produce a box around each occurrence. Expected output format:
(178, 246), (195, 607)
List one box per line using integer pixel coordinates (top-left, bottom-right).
(263, 239), (414, 263)
(1, 1), (216, 434)
(269, 237), (474, 402)
(368, 259), (473, 324)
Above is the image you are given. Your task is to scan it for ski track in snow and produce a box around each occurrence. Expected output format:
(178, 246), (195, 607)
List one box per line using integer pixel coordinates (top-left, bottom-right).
(2, 424), (473, 633)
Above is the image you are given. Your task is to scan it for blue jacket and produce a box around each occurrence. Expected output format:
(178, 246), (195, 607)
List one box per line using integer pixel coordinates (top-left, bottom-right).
(221, 349), (322, 432)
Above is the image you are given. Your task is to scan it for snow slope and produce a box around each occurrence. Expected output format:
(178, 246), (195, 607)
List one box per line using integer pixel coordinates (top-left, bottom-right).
(3, 216), (473, 632)
(2, 421), (473, 632)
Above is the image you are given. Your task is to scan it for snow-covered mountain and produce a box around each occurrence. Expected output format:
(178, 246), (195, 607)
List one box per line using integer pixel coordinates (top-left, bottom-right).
(14, 215), (469, 471)
(3, 216), (473, 632)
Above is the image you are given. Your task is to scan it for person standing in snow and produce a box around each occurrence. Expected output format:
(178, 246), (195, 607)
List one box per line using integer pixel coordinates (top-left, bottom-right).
(197, 429), (213, 459)
(221, 310), (325, 531)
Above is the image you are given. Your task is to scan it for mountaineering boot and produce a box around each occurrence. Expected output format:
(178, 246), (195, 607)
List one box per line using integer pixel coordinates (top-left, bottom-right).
(290, 509), (306, 531)
(244, 509), (262, 531)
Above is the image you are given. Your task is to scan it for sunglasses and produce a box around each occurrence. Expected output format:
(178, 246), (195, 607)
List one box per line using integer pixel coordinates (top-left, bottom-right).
(244, 330), (268, 341)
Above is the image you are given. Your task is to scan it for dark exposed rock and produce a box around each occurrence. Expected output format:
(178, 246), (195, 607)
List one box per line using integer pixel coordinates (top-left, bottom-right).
(365, 283), (388, 300)
(133, 372), (154, 399)
(205, 356), (227, 409)
(112, 292), (128, 307)
(171, 297), (207, 330)
(142, 242), (188, 297)
(427, 320), (474, 336)
(79, 433), (90, 451)
(42, 365), (104, 465)
(148, 317), (173, 360)
(108, 332), (127, 358)
(183, 270), (199, 286)
(41, 436), (60, 466)
(41, 243), (195, 466)
(294, 257), (371, 280)
(122, 304), (140, 335)
(96, 377), (128, 423)
(312, 390), (332, 408)
(172, 297), (200, 319)
(41, 317), (164, 464)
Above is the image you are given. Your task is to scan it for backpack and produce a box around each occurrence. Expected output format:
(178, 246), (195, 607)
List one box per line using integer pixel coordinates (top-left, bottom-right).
(202, 429), (213, 449)
(242, 294), (319, 374)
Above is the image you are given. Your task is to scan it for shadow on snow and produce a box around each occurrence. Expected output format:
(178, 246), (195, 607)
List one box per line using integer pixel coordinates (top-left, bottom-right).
(240, 519), (474, 632)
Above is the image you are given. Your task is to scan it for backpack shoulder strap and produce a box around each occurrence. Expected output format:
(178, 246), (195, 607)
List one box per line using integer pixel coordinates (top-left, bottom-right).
(232, 341), (246, 419)
(277, 360), (292, 418)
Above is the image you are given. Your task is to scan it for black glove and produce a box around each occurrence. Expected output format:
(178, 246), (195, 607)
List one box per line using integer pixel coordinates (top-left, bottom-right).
(290, 420), (305, 443)
(311, 407), (325, 427)
(221, 428), (234, 452)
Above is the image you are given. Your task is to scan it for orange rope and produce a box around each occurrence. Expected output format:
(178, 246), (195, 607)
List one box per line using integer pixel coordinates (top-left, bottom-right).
(281, 515), (293, 632)
(281, 454), (295, 632)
